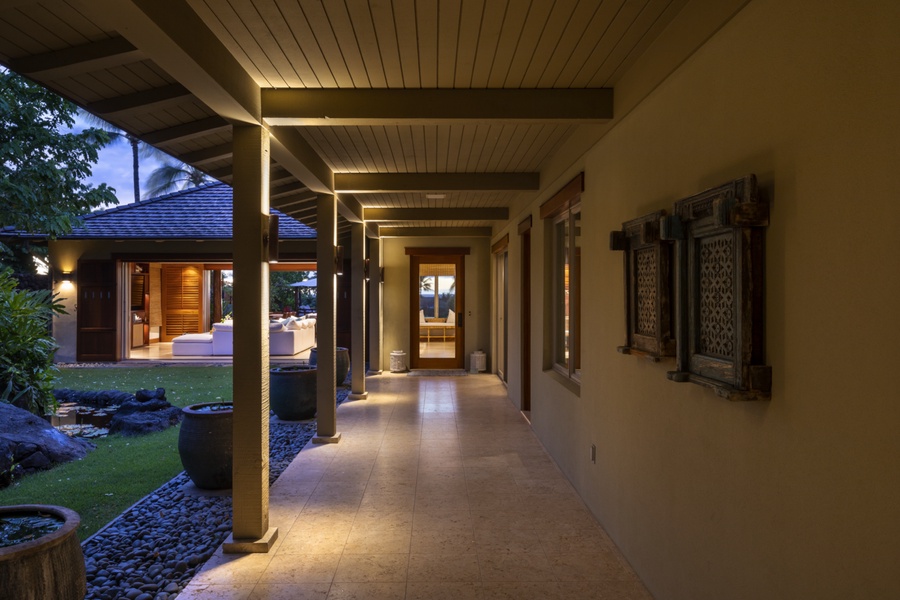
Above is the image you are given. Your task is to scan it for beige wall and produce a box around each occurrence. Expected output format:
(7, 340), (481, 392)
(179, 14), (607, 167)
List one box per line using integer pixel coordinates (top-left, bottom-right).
(381, 236), (491, 372)
(508, 0), (900, 598)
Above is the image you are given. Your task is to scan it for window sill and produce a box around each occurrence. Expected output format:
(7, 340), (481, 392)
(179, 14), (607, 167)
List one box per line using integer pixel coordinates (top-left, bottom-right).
(544, 366), (581, 397)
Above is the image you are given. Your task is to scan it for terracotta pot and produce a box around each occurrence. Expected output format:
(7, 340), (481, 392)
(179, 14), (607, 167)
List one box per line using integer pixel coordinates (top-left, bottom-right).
(270, 366), (317, 420)
(178, 402), (233, 490)
(0, 505), (86, 600)
(308, 347), (350, 386)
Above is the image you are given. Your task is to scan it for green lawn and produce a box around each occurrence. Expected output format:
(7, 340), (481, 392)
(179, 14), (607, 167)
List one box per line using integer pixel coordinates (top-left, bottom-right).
(0, 365), (234, 540)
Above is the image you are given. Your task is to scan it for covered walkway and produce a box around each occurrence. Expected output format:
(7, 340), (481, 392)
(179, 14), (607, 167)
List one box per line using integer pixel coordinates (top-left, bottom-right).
(179, 374), (650, 599)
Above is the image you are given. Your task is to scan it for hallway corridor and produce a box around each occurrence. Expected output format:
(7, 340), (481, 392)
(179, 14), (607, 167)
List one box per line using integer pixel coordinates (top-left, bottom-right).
(179, 374), (651, 599)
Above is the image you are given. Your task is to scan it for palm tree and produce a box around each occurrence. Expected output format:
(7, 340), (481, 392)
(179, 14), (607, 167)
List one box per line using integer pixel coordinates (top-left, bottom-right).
(143, 161), (212, 199)
(77, 110), (169, 203)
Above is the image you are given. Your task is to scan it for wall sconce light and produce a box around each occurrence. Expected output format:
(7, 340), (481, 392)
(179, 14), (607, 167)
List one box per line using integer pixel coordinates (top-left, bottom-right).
(364, 258), (370, 281)
(266, 214), (280, 263)
(334, 245), (344, 275)
(60, 271), (74, 290)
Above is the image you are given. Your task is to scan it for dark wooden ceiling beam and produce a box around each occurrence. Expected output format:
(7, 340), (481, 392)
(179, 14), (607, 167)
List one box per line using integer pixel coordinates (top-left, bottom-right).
(335, 172), (538, 192)
(263, 89), (613, 126)
(337, 194), (364, 223)
(180, 143), (232, 165)
(273, 195), (318, 210)
(83, 0), (260, 124)
(270, 166), (295, 184)
(86, 83), (192, 116)
(6, 36), (143, 79)
(269, 126), (334, 194)
(270, 181), (309, 199)
(379, 227), (493, 238)
(207, 166), (233, 181)
(364, 208), (508, 222)
(142, 116), (231, 146)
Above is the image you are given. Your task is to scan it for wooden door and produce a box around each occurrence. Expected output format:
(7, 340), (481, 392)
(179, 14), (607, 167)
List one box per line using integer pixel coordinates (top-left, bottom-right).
(77, 260), (119, 362)
(161, 264), (203, 342)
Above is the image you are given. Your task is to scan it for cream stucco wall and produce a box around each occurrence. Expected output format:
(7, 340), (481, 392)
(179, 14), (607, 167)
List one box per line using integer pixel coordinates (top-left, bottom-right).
(506, 1), (900, 598)
(381, 236), (491, 373)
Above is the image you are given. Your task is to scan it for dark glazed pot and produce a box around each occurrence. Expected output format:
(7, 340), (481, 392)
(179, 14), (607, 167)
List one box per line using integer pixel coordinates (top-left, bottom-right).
(178, 402), (233, 490)
(270, 365), (317, 420)
(0, 505), (86, 600)
(308, 346), (350, 386)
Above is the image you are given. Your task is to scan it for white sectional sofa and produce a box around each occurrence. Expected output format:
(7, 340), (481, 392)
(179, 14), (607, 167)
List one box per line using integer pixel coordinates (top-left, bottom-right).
(171, 317), (316, 357)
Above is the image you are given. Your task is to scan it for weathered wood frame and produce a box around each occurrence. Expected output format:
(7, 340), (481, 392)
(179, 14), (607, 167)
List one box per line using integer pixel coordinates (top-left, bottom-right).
(610, 210), (675, 361)
(661, 174), (771, 400)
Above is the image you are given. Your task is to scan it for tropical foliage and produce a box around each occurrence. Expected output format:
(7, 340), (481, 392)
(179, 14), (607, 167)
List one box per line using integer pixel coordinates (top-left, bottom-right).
(270, 271), (315, 314)
(143, 161), (211, 199)
(0, 71), (116, 416)
(0, 71), (117, 249)
(0, 268), (63, 416)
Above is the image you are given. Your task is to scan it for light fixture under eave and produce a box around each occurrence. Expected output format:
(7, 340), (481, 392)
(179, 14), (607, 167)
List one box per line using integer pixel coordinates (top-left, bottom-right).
(425, 193), (446, 199)
(60, 271), (74, 290)
(267, 214), (280, 263)
(334, 245), (344, 275)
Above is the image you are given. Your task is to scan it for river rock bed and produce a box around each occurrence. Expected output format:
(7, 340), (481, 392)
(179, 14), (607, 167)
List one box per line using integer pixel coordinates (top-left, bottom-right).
(80, 395), (346, 600)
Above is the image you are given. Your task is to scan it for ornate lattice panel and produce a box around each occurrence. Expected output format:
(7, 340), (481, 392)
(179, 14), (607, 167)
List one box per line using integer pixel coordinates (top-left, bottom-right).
(697, 235), (735, 357)
(610, 211), (674, 360)
(661, 175), (771, 400)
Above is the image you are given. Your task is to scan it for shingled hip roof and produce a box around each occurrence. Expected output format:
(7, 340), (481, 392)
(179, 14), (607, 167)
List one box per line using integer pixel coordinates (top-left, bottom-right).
(3, 182), (315, 241)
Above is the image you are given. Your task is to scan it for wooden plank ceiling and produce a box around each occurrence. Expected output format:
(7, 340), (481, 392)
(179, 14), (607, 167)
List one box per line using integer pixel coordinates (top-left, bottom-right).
(0, 0), (689, 238)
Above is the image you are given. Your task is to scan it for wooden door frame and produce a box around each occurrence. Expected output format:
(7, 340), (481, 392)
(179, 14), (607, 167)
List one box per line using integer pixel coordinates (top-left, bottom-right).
(519, 217), (532, 412)
(406, 247), (468, 370)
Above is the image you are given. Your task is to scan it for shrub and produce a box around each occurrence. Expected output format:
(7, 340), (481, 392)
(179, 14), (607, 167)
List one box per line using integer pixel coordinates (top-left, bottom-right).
(0, 267), (63, 416)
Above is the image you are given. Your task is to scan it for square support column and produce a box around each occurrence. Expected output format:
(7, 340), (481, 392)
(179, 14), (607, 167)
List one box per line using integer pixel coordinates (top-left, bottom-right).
(313, 192), (341, 444)
(367, 237), (383, 375)
(349, 221), (367, 399)
(225, 125), (277, 553)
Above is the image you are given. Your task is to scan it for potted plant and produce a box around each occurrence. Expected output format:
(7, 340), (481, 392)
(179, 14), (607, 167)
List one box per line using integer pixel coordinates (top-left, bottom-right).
(269, 365), (317, 420)
(178, 402), (233, 490)
(0, 504), (86, 600)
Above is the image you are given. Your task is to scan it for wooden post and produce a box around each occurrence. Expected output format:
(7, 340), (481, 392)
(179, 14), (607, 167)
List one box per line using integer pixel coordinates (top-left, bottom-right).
(367, 236), (383, 374)
(224, 125), (277, 553)
(349, 221), (367, 399)
(313, 193), (341, 443)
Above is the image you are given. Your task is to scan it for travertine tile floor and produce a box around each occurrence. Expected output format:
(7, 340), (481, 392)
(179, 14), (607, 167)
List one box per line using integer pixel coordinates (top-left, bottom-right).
(178, 374), (652, 599)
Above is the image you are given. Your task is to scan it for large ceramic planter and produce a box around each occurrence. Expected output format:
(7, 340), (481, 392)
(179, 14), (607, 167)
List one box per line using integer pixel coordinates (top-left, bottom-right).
(270, 365), (317, 420)
(309, 347), (350, 386)
(178, 402), (233, 490)
(0, 505), (86, 600)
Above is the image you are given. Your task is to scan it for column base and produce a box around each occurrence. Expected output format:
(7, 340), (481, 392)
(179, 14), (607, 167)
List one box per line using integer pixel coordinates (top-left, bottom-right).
(348, 391), (369, 400)
(222, 527), (278, 554)
(312, 431), (342, 444)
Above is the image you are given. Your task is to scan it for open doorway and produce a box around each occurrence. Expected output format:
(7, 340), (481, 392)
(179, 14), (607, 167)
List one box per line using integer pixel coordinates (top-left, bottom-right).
(408, 249), (467, 370)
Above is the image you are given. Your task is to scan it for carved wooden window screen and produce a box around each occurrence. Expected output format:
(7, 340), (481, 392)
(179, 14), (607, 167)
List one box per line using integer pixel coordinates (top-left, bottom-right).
(610, 210), (674, 360)
(661, 174), (771, 400)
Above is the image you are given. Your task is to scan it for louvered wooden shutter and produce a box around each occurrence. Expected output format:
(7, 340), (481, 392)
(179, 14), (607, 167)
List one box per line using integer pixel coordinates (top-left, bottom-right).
(161, 265), (203, 341)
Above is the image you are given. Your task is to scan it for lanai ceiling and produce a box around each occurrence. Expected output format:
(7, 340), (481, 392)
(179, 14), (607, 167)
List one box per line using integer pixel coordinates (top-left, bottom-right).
(0, 0), (692, 238)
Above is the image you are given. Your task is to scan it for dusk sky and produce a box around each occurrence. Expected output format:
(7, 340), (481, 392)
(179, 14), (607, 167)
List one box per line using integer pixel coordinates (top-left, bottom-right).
(71, 113), (168, 207)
